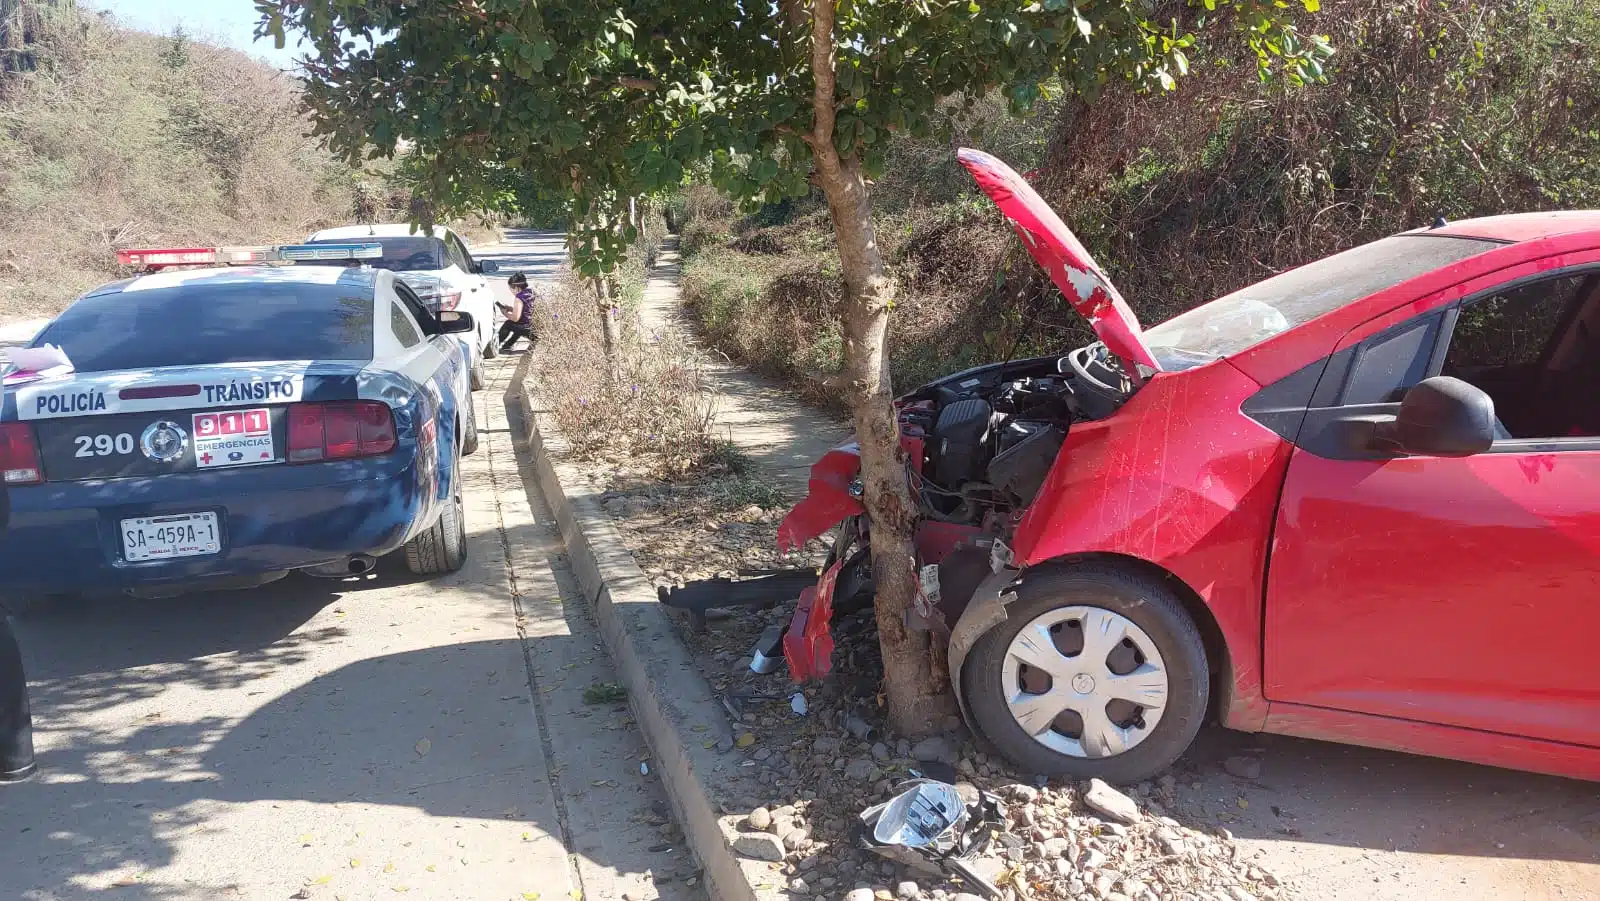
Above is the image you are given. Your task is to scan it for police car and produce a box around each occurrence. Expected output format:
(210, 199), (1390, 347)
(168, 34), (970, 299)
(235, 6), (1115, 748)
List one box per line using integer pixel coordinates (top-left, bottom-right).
(0, 244), (478, 609)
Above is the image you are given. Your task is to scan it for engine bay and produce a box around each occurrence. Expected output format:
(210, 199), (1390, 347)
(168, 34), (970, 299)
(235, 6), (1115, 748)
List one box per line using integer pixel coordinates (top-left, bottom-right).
(896, 346), (1130, 528)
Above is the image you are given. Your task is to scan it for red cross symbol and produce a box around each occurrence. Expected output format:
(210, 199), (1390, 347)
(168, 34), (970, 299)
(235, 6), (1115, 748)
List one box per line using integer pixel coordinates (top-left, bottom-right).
(200, 452), (213, 465)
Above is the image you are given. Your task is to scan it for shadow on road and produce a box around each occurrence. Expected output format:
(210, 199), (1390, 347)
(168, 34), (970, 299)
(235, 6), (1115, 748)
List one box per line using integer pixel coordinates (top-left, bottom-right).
(1, 503), (678, 896)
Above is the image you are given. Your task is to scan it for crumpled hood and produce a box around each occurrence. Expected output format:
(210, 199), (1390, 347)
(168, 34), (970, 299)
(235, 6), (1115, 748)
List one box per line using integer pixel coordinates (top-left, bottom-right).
(957, 147), (1161, 371)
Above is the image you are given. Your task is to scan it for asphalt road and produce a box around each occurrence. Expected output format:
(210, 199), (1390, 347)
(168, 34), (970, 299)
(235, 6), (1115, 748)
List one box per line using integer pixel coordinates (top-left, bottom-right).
(0, 231), (704, 901)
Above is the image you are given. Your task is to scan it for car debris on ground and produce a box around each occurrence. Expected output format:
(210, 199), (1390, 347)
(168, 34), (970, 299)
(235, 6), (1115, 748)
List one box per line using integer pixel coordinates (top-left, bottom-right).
(592, 466), (1287, 901)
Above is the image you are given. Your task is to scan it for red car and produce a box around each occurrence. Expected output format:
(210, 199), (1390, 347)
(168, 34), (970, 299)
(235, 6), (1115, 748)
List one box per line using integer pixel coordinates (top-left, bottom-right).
(775, 148), (1600, 783)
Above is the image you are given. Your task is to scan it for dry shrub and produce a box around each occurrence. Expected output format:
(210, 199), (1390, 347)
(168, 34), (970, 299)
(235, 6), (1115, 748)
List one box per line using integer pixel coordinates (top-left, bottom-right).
(679, 0), (1600, 396)
(0, 16), (357, 321)
(535, 273), (722, 476)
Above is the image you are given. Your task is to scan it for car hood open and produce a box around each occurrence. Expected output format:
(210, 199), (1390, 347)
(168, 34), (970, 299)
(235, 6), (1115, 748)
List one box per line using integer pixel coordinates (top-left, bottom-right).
(957, 147), (1161, 371)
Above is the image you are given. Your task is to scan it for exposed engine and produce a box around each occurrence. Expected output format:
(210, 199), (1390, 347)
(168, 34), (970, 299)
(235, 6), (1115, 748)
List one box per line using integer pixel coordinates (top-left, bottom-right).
(898, 358), (1081, 526)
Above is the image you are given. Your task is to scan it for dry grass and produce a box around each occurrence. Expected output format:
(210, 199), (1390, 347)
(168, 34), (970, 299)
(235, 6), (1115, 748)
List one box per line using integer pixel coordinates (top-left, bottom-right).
(0, 14), (504, 324)
(0, 19), (363, 321)
(533, 271), (725, 478)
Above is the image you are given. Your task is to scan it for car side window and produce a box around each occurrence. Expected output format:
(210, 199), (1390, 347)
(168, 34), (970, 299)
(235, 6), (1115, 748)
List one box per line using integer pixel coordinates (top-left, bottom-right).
(1340, 314), (1442, 406)
(393, 283), (436, 334)
(391, 301), (422, 348)
(450, 233), (476, 271)
(444, 233), (470, 271)
(1440, 272), (1600, 440)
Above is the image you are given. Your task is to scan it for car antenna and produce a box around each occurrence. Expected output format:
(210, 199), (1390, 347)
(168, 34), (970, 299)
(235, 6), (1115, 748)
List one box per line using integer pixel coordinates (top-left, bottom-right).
(1431, 214), (1448, 229)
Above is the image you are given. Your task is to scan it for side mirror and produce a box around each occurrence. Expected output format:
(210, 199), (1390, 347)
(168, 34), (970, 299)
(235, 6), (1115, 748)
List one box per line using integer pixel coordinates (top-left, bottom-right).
(1375, 376), (1496, 457)
(478, 260), (499, 274)
(436, 310), (476, 335)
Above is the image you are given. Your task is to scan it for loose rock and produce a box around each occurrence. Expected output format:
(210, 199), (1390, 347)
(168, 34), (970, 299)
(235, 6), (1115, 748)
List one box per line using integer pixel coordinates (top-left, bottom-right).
(746, 807), (772, 831)
(732, 832), (785, 861)
(896, 881), (920, 899)
(782, 828), (809, 852)
(845, 889), (876, 901)
(1040, 837), (1071, 858)
(844, 758), (876, 781)
(910, 736), (961, 766)
(1224, 756), (1263, 780)
(871, 741), (892, 762)
(789, 877), (810, 893)
(1002, 783), (1039, 803)
(1083, 778), (1141, 824)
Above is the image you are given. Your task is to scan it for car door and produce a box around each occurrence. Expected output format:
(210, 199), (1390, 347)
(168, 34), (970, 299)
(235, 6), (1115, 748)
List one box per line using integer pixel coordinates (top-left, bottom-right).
(1264, 258), (1600, 748)
(442, 230), (493, 341)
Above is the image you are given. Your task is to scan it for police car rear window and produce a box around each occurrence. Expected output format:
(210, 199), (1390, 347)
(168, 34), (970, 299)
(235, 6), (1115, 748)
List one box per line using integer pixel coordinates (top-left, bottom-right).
(36, 283), (373, 373)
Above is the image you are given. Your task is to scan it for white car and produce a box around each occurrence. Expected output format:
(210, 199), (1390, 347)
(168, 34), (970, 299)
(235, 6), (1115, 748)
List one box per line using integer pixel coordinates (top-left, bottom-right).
(305, 224), (500, 389)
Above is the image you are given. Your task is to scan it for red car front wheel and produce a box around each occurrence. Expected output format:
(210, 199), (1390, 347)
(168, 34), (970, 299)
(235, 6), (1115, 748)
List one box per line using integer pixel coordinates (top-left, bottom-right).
(963, 564), (1210, 783)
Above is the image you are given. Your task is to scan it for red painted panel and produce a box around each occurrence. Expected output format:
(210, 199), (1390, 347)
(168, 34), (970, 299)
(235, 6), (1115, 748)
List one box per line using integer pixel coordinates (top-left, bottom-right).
(1265, 702), (1600, 782)
(1265, 447), (1600, 748)
(1012, 360), (1285, 730)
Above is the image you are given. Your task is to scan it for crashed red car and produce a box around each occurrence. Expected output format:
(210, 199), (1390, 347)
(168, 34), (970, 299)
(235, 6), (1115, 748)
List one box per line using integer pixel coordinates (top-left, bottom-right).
(776, 147), (1600, 783)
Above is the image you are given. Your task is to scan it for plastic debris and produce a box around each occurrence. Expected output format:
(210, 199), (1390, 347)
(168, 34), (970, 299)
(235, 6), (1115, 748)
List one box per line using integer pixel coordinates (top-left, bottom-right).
(858, 779), (1005, 900)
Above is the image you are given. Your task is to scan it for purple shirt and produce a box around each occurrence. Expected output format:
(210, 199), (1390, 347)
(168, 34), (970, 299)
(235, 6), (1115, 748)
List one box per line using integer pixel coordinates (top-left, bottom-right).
(514, 288), (535, 327)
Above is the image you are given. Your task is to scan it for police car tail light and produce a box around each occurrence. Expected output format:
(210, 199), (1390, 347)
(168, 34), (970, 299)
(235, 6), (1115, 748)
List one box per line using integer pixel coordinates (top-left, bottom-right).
(0, 423), (43, 485)
(287, 402), (396, 462)
(437, 290), (462, 311)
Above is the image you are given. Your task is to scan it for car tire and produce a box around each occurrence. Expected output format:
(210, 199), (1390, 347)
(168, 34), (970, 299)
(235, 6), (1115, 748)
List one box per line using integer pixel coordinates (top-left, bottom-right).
(483, 335), (498, 360)
(470, 355), (486, 391)
(404, 484), (467, 576)
(461, 403), (480, 457)
(963, 564), (1209, 784)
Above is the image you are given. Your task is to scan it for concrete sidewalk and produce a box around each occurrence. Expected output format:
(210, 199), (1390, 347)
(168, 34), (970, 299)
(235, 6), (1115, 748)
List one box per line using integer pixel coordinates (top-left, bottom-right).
(636, 239), (852, 491)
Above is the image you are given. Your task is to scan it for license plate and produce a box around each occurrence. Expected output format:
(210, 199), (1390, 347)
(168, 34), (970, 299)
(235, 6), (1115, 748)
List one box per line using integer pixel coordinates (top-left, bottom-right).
(121, 513), (221, 562)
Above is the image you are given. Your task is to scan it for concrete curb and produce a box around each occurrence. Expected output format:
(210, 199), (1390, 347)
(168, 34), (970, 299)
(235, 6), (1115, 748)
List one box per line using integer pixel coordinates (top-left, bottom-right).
(508, 379), (767, 901)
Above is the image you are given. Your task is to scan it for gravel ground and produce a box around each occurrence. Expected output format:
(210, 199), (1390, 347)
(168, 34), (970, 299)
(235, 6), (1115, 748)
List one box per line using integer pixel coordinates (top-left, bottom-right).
(581, 457), (1292, 901)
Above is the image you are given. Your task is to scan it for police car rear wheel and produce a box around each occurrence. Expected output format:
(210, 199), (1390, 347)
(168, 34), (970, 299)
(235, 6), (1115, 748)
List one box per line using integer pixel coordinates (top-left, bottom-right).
(483, 335), (498, 359)
(404, 487), (467, 576)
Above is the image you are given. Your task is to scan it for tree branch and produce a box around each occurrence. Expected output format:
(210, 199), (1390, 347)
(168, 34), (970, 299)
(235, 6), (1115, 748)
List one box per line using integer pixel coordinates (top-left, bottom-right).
(618, 76), (657, 90)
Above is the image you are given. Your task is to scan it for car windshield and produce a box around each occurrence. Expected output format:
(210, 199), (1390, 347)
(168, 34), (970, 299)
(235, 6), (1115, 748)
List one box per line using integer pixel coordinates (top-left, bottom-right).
(1140, 234), (1504, 371)
(308, 236), (445, 272)
(34, 282), (373, 372)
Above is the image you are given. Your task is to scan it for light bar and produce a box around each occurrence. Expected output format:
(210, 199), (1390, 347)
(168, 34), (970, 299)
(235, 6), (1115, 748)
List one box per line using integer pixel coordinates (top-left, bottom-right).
(116, 245), (277, 271)
(217, 246), (277, 264)
(116, 248), (217, 268)
(115, 243), (383, 273)
(276, 243), (384, 262)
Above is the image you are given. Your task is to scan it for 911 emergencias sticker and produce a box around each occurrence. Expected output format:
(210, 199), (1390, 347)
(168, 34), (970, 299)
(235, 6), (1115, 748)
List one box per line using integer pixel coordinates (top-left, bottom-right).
(192, 408), (274, 468)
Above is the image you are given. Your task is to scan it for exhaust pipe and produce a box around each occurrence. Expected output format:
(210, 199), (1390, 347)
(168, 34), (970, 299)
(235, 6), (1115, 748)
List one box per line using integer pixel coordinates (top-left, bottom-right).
(303, 555), (377, 579)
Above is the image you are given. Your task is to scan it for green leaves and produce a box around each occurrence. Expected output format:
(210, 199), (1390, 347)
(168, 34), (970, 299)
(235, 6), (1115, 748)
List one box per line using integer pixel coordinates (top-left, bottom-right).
(262, 0), (1332, 273)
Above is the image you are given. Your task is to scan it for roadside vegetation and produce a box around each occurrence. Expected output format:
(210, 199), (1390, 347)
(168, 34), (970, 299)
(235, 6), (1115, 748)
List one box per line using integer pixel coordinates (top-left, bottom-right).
(681, 0), (1600, 402)
(534, 206), (726, 478)
(0, 2), (497, 322)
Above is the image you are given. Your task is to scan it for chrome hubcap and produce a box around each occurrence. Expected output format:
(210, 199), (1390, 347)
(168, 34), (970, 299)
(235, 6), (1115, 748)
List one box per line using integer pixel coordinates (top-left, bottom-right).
(1001, 605), (1168, 759)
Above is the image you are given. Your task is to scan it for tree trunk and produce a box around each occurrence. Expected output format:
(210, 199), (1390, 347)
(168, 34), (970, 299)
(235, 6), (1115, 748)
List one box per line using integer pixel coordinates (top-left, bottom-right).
(807, 0), (955, 737)
(592, 274), (621, 378)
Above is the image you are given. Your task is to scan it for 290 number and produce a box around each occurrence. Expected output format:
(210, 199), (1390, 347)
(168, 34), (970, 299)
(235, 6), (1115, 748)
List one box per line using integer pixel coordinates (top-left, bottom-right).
(74, 433), (135, 458)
